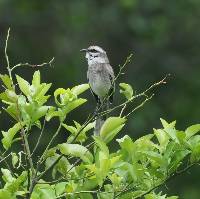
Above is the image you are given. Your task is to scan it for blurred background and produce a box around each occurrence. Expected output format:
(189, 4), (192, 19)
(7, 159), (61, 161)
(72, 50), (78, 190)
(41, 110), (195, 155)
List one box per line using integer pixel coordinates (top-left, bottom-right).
(0, 0), (199, 198)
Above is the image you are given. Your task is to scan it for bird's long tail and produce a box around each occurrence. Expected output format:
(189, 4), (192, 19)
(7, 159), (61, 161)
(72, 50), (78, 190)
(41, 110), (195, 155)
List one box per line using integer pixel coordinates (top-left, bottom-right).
(94, 99), (109, 135)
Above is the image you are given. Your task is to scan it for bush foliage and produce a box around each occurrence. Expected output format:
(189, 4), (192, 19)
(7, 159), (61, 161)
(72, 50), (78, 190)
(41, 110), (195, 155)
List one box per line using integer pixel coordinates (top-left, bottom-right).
(0, 30), (200, 199)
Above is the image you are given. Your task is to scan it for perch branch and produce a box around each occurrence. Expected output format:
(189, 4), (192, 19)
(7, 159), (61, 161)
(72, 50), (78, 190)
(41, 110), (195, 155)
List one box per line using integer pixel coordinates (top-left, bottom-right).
(11, 57), (54, 71)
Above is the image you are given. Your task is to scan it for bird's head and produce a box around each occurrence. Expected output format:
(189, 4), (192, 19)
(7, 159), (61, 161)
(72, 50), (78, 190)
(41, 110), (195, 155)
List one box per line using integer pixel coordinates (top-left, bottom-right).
(80, 45), (109, 64)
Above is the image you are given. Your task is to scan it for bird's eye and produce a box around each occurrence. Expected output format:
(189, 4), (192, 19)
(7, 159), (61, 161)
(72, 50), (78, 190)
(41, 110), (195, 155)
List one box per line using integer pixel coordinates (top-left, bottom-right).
(89, 49), (98, 53)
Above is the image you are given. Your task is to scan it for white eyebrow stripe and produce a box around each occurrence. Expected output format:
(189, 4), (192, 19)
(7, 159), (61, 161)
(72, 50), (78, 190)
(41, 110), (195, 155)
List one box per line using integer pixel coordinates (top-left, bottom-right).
(88, 46), (105, 53)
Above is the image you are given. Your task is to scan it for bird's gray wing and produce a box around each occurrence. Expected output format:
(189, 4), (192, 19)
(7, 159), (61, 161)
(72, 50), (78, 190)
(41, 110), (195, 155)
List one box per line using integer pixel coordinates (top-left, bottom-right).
(87, 70), (100, 103)
(105, 64), (115, 103)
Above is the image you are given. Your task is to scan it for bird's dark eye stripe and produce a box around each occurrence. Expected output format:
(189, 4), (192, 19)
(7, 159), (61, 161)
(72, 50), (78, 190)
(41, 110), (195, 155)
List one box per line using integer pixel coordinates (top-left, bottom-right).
(89, 49), (98, 53)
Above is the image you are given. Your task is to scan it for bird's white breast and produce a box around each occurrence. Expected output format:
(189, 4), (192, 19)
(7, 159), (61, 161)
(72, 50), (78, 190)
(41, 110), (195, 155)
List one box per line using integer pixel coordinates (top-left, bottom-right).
(88, 65), (111, 99)
(90, 75), (110, 97)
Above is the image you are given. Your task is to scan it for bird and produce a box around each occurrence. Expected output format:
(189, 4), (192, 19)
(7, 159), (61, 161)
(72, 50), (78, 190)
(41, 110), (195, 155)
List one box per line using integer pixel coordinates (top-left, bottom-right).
(80, 45), (115, 134)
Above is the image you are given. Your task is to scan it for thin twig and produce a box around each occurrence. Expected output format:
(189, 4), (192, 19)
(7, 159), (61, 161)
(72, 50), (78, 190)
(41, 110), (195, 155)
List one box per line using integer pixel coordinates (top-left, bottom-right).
(100, 74), (169, 117)
(116, 162), (198, 198)
(11, 57), (55, 71)
(120, 104), (126, 117)
(5, 28), (14, 89)
(38, 123), (62, 164)
(0, 153), (11, 164)
(31, 119), (46, 157)
(36, 154), (64, 181)
(125, 94), (154, 118)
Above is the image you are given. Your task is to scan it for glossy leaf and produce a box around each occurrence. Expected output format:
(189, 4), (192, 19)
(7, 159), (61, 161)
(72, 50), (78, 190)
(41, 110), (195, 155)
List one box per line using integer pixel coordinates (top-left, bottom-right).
(11, 153), (18, 168)
(62, 98), (87, 116)
(71, 83), (89, 96)
(0, 74), (13, 90)
(185, 124), (200, 140)
(16, 75), (30, 96)
(2, 122), (23, 150)
(32, 70), (41, 88)
(58, 143), (93, 163)
(119, 83), (133, 100)
(100, 117), (126, 143)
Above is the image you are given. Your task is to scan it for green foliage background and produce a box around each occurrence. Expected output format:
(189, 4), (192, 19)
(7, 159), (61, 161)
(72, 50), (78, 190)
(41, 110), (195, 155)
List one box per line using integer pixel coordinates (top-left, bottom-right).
(0, 0), (200, 198)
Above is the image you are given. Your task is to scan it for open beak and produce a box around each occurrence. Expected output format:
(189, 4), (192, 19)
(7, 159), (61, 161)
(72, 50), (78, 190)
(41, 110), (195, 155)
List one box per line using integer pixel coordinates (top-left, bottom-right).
(80, 48), (88, 52)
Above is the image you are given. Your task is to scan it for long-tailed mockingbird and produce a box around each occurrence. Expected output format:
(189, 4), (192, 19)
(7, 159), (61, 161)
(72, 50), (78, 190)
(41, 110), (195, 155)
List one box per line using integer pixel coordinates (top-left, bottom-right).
(80, 46), (115, 134)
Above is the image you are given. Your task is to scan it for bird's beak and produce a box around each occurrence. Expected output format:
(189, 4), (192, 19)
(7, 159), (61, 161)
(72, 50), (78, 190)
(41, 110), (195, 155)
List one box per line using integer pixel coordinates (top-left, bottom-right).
(80, 48), (88, 52)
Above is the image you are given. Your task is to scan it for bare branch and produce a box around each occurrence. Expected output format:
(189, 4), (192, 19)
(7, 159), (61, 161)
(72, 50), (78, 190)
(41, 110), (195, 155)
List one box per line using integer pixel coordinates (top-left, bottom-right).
(4, 28), (15, 89)
(30, 119), (46, 157)
(5, 28), (10, 68)
(0, 153), (11, 164)
(11, 57), (55, 71)
(38, 123), (62, 164)
(125, 94), (154, 118)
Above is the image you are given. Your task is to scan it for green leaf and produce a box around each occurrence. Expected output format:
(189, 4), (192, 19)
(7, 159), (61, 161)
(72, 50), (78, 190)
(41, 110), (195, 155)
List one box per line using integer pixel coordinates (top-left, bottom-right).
(119, 83), (133, 100)
(93, 136), (109, 157)
(6, 171), (27, 194)
(185, 124), (200, 140)
(0, 189), (14, 199)
(154, 128), (169, 153)
(169, 150), (190, 173)
(62, 123), (77, 135)
(118, 162), (138, 182)
(71, 84), (89, 95)
(45, 107), (62, 121)
(35, 83), (52, 104)
(54, 88), (71, 107)
(11, 153), (18, 168)
(32, 184), (56, 199)
(109, 173), (123, 187)
(0, 92), (10, 102)
(0, 74), (13, 90)
(5, 104), (18, 121)
(62, 98), (87, 116)
(160, 118), (176, 129)
(117, 135), (134, 152)
(58, 143), (93, 163)
(45, 153), (70, 178)
(1, 169), (27, 195)
(83, 122), (95, 133)
(63, 121), (94, 143)
(141, 151), (164, 165)
(96, 151), (110, 185)
(74, 120), (82, 129)
(100, 117), (126, 143)
(145, 193), (178, 199)
(5, 90), (18, 102)
(2, 122), (23, 150)
(16, 75), (30, 96)
(1, 169), (14, 183)
(32, 70), (40, 88)
(32, 106), (49, 122)
(97, 184), (114, 199)
(190, 143), (200, 163)
(164, 127), (179, 143)
(55, 182), (67, 196)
